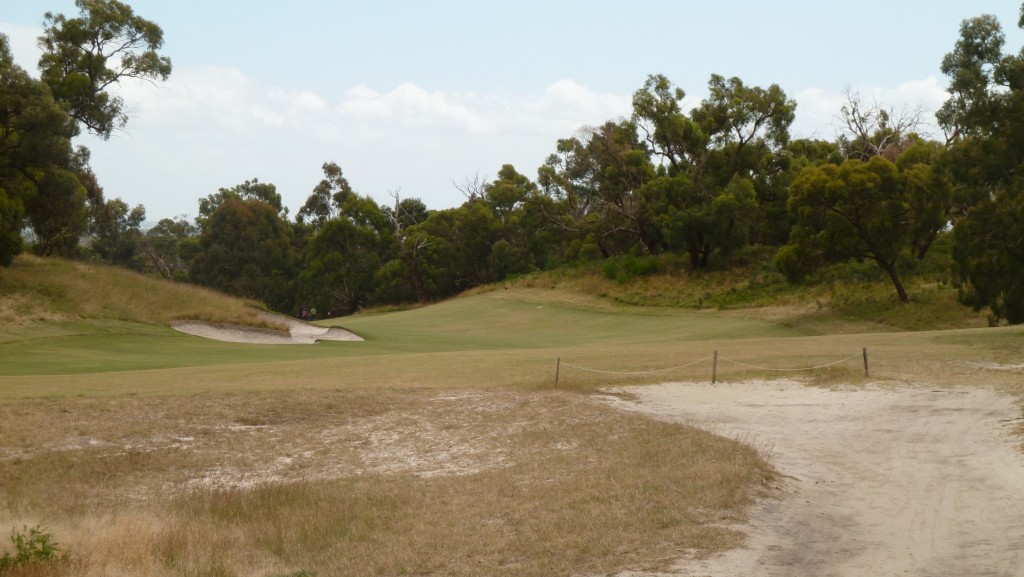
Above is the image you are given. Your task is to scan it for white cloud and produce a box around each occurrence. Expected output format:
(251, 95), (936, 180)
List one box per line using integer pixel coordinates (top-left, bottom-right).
(15, 50), (959, 221)
(80, 66), (637, 218)
(793, 77), (951, 141)
(792, 88), (848, 141)
(0, 21), (41, 71)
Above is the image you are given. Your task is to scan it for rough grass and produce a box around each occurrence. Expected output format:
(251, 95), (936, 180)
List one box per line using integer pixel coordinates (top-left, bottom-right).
(0, 389), (773, 577)
(504, 244), (991, 334)
(0, 255), (284, 341)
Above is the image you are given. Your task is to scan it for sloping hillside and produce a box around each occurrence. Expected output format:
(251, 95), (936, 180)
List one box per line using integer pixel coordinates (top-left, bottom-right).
(0, 255), (280, 342)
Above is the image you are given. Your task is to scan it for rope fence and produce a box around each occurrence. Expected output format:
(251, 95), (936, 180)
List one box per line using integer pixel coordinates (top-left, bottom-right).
(554, 348), (869, 386)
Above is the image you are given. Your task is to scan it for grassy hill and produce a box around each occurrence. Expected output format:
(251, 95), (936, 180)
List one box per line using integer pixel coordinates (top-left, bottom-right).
(490, 242), (992, 333)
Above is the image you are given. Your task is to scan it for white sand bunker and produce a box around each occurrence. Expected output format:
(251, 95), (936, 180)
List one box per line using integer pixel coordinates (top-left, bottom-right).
(171, 312), (363, 345)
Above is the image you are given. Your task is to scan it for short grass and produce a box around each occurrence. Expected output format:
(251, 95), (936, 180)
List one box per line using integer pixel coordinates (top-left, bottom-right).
(1, 254), (1022, 576)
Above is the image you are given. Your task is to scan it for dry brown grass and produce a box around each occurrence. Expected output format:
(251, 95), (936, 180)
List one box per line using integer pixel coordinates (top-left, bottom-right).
(0, 256), (285, 335)
(0, 388), (773, 577)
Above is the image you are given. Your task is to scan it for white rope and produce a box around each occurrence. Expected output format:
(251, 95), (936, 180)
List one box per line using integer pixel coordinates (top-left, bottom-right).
(560, 356), (713, 376)
(721, 353), (862, 372)
(561, 352), (863, 376)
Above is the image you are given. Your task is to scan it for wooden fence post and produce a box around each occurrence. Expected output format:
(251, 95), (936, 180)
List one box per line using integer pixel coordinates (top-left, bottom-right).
(712, 351), (718, 384)
(555, 357), (561, 386)
(862, 348), (869, 377)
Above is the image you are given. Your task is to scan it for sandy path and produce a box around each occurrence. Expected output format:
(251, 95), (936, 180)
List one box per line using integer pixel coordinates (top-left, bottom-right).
(603, 381), (1024, 577)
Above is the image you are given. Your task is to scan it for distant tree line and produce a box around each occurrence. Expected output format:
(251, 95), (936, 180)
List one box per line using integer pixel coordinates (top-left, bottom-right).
(3, 2), (1024, 323)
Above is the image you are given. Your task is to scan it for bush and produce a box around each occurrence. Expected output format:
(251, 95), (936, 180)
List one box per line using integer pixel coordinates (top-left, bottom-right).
(603, 255), (663, 283)
(0, 526), (67, 572)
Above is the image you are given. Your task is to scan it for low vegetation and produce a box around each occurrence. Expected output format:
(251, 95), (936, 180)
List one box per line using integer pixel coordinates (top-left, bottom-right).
(0, 390), (772, 577)
(489, 240), (991, 334)
(0, 255), (284, 340)
(0, 526), (68, 574)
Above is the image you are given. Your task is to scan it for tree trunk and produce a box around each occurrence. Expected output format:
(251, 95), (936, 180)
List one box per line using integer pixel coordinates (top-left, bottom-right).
(699, 242), (711, 269)
(145, 247), (172, 279)
(406, 256), (429, 304)
(879, 259), (909, 303)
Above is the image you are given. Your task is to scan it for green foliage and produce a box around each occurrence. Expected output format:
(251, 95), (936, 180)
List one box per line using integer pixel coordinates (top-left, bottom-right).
(632, 74), (795, 269)
(779, 153), (949, 303)
(300, 217), (381, 314)
(538, 120), (655, 257)
(197, 178), (285, 231)
(602, 255), (662, 283)
(190, 196), (297, 311)
(37, 0), (172, 139)
(25, 165), (88, 258)
(296, 161), (353, 231)
(142, 216), (198, 280)
(0, 34), (82, 266)
(953, 192), (1024, 323)
(0, 526), (67, 571)
(88, 197), (146, 268)
(938, 5), (1024, 323)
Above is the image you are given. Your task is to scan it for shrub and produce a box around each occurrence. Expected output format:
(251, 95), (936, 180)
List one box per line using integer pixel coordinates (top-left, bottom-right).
(0, 526), (67, 572)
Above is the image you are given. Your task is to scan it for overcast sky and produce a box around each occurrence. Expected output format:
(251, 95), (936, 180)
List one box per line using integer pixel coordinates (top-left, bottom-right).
(3, 1), (1023, 221)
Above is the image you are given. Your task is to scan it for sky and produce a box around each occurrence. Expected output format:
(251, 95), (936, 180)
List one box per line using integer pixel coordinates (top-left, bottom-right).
(3, 1), (1023, 222)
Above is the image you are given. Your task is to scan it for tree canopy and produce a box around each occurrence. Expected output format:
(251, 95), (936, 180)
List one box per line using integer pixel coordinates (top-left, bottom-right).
(38, 0), (172, 139)
(7, 1), (1024, 325)
(0, 1), (171, 268)
(190, 195), (297, 311)
(0, 34), (81, 265)
(938, 4), (1024, 322)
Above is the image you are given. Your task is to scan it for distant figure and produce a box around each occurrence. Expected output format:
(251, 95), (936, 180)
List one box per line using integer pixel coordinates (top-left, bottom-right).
(310, 307), (317, 321)
(300, 308), (309, 321)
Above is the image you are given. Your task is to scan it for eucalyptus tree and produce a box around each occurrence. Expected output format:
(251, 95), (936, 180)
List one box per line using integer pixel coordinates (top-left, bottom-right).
(481, 165), (550, 276)
(537, 121), (654, 257)
(632, 74), (796, 268)
(299, 191), (390, 315)
(296, 161), (354, 231)
(38, 0), (172, 139)
(142, 215), (197, 280)
(196, 178), (285, 232)
(88, 196), (146, 267)
(0, 34), (84, 264)
(937, 5), (1024, 322)
(777, 147), (951, 303)
(374, 191), (432, 304)
(190, 195), (297, 312)
(835, 90), (926, 162)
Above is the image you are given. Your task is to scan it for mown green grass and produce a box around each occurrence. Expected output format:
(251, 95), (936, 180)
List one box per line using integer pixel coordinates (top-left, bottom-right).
(0, 290), (794, 378)
(0, 252), (1018, 396)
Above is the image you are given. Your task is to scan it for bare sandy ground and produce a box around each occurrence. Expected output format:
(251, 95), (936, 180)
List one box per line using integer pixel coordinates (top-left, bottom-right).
(171, 312), (363, 344)
(602, 380), (1024, 577)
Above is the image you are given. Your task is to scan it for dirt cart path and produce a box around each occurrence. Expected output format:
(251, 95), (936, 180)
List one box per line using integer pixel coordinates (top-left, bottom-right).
(604, 381), (1024, 577)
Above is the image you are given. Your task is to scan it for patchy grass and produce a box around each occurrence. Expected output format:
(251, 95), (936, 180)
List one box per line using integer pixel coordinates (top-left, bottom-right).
(0, 389), (772, 577)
